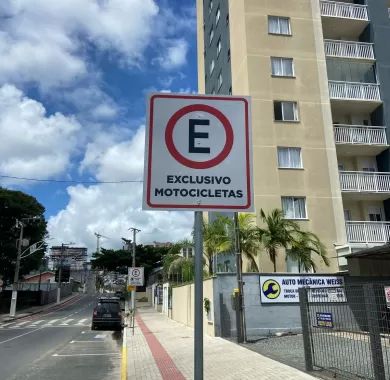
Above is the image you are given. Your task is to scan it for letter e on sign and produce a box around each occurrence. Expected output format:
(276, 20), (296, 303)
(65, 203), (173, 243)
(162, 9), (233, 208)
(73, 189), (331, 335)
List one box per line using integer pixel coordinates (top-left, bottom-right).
(143, 93), (254, 211)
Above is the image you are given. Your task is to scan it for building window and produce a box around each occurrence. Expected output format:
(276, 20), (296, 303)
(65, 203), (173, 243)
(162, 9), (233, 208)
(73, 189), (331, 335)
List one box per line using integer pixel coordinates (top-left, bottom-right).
(277, 147), (302, 169)
(209, 27), (214, 45)
(209, 0), (213, 13)
(274, 101), (299, 122)
(226, 13), (229, 26)
(216, 7), (220, 25)
(268, 16), (291, 35)
(217, 38), (222, 56)
(228, 86), (232, 95)
(218, 71), (223, 89)
(282, 197), (307, 219)
(227, 48), (230, 61)
(210, 59), (215, 75)
(271, 57), (294, 77)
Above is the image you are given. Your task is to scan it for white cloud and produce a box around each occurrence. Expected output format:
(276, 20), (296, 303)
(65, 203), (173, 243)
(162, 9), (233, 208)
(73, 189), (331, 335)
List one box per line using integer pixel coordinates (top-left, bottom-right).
(155, 39), (189, 71)
(0, 84), (80, 182)
(48, 126), (193, 252)
(0, 0), (191, 89)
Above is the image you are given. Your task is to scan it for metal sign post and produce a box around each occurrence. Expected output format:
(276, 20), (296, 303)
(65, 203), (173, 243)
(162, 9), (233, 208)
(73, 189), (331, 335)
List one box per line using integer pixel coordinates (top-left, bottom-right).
(194, 211), (203, 379)
(143, 93), (253, 380)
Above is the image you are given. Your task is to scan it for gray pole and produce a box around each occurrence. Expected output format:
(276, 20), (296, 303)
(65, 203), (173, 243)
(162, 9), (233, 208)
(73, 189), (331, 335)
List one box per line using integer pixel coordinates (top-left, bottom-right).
(194, 211), (203, 380)
(10, 220), (24, 317)
(234, 212), (246, 343)
(129, 228), (140, 313)
(56, 243), (64, 304)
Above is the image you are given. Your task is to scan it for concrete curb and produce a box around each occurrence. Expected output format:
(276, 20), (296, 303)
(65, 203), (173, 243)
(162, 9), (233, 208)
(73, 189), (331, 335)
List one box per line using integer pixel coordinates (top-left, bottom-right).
(121, 299), (129, 380)
(0, 293), (82, 324)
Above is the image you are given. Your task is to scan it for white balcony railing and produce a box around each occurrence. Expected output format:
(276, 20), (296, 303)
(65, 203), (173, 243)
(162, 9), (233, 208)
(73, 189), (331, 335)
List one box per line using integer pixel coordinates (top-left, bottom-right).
(329, 81), (381, 101)
(324, 40), (374, 60)
(346, 221), (390, 243)
(334, 125), (387, 145)
(339, 171), (390, 193)
(320, 0), (369, 21)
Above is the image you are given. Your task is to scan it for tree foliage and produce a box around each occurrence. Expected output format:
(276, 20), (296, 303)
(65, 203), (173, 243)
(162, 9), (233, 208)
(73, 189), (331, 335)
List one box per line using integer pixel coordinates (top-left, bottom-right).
(0, 188), (47, 284)
(91, 244), (170, 283)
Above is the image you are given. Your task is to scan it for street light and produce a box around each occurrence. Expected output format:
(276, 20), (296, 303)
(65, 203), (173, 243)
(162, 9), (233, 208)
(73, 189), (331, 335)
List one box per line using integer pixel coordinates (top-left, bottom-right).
(9, 216), (42, 317)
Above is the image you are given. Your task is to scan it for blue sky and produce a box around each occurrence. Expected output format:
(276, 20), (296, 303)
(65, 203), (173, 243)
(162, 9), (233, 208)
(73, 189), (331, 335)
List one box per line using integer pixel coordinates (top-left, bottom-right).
(0, 0), (197, 251)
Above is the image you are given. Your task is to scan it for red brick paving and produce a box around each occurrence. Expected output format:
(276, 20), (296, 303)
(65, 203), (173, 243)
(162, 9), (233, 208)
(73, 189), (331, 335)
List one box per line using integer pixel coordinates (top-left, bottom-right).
(136, 314), (186, 380)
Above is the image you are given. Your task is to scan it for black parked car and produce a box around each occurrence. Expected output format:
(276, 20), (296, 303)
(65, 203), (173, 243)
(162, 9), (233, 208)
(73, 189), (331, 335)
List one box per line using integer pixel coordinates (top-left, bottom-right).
(91, 297), (123, 331)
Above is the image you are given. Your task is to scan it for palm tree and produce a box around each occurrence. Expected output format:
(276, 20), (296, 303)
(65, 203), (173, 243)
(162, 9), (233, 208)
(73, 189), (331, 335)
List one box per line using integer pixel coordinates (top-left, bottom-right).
(287, 231), (329, 273)
(229, 213), (261, 272)
(162, 239), (194, 282)
(257, 208), (300, 272)
(203, 216), (232, 275)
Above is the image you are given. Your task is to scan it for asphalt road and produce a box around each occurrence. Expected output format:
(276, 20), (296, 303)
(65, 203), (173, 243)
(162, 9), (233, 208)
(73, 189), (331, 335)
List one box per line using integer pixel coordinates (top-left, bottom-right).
(0, 287), (122, 380)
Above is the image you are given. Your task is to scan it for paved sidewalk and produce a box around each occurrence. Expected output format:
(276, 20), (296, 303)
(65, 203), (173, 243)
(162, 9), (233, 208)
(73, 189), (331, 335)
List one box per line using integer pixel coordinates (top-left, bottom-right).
(0, 293), (81, 323)
(128, 307), (317, 380)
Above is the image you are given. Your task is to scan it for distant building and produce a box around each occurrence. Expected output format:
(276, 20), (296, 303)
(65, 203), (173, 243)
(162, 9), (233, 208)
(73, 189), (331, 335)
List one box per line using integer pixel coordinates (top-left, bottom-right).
(49, 246), (88, 270)
(23, 271), (55, 283)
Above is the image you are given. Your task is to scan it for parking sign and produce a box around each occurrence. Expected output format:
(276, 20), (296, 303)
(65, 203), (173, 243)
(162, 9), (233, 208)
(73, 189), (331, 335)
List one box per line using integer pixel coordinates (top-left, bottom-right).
(143, 93), (253, 211)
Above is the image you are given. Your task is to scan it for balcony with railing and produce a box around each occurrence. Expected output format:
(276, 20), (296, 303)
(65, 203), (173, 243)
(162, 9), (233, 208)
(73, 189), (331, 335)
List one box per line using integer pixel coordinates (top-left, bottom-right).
(346, 221), (390, 244)
(334, 125), (388, 155)
(320, 1), (368, 21)
(320, 1), (369, 39)
(324, 40), (375, 61)
(329, 81), (381, 101)
(339, 171), (390, 200)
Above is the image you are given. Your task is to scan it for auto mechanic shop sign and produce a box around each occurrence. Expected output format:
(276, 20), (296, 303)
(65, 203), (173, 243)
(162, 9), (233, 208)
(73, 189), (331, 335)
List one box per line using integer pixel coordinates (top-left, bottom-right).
(143, 93), (253, 211)
(260, 275), (346, 303)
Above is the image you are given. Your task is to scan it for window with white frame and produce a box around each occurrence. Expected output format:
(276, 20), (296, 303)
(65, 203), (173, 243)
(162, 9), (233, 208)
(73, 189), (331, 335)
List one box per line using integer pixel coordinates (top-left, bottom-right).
(282, 197), (307, 219)
(274, 101), (299, 121)
(210, 59), (215, 75)
(209, 0), (213, 13)
(268, 16), (291, 35)
(209, 27), (214, 45)
(217, 38), (222, 56)
(216, 7), (220, 25)
(271, 57), (294, 77)
(218, 71), (223, 89)
(277, 147), (302, 169)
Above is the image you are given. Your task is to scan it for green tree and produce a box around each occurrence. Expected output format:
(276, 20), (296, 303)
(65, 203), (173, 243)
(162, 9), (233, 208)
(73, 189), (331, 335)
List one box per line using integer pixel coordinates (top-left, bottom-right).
(287, 231), (329, 273)
(0, 188), (47, 284)
(232, 213), (261, 272)
(203, 216), (232, 275)
(257, 208), (300, 272)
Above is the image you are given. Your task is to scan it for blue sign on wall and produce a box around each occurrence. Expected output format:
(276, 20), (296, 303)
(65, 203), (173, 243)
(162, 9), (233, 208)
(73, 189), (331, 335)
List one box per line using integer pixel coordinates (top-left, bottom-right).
(316, 312), (333, 328)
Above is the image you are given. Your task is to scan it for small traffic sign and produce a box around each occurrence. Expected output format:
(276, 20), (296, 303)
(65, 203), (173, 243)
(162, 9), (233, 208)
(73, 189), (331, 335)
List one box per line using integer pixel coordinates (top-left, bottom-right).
(128, 267), (144, 286)
(127, 285), (136, 292)
(143, 93), (253, 211)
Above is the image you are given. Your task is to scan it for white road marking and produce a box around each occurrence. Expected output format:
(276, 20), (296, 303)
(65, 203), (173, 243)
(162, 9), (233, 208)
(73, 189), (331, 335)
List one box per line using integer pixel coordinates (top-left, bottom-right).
(13, 321), (29, 327)
(52, 353), (120, 357)
(0, 322), (18, 328)
(0, 326), (45, 344)
(59, 319), (74, 325)
(77, 318), (87, 325)
(94, 334), (106, 339)
(29, 320), (44, 325)
(46, 319), (59, 325)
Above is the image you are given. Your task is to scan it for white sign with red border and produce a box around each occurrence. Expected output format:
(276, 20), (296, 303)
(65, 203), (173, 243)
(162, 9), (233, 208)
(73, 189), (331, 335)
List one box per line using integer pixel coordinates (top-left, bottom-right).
(128, 267), (144, 286)
(143, 93), (253, 211)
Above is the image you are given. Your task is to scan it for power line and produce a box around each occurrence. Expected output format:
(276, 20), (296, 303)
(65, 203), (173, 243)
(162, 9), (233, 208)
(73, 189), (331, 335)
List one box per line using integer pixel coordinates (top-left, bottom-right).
(0, 174), (143, 184)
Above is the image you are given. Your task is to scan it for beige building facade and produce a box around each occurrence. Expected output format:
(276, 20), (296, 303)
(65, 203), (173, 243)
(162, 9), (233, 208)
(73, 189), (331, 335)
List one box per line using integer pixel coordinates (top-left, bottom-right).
(197, 0), (390, 273)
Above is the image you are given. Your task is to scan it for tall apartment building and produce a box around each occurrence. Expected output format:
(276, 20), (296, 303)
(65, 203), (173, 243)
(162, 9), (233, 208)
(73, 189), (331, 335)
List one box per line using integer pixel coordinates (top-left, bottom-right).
(197, 0), (390, 273)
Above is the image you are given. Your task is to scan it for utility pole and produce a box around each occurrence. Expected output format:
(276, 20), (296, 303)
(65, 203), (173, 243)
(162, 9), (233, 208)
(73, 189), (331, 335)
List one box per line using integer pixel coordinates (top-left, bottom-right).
(234, 212), (246, 343)
(56, 243), (64, 304)
(9, 219), (24, 317)
(128, 227), (140, 313)
(94, 232), (102, 255)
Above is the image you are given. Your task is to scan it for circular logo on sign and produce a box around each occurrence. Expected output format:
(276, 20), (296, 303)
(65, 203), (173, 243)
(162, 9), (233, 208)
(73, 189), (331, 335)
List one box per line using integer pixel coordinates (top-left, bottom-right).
(165, 104), (234, 169)
(132, 269), (140, 277)
(262, 279), (281, 300)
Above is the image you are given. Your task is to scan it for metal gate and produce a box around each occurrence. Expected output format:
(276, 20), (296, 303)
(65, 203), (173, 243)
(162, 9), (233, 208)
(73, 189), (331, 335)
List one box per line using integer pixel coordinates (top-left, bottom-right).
(299, 284), (390, 379)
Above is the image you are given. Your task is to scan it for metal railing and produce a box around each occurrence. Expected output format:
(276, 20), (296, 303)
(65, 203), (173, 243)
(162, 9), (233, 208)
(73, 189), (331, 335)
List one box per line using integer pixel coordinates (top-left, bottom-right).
(334, 125), (387, 146)
(345, 221), (390, 243)
(340, 171), (390, 193)
(324, 39), (374, 60)
(300, 284), (390, 380)
(320, 0), (369, 21)
(329, 81), (381, 101)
